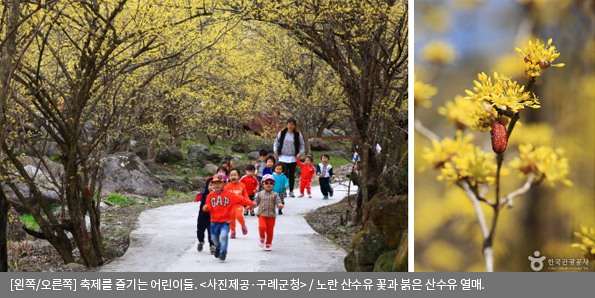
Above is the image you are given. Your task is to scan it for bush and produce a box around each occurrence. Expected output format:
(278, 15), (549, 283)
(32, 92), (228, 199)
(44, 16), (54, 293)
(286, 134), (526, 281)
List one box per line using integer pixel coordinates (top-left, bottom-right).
(106, 194), (137, 206)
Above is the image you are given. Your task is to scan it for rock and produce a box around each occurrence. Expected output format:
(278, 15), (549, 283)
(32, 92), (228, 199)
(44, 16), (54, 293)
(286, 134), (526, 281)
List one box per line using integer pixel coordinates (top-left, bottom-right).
(213, 146), (231, 152)
(328, 150), (349, 157)
(322, 128), (337, 137)
(133, 146), (148, 160)
(64, 263), (87, 270)
(393, 229), (408, 272)
(157, 176), (205, 193)
(193, 151), (223, 166)
(373, 249), (398, 272)
(101, 153), (165, 198)
(99, 202), (110, 212)
(351, 221), (391, 270)
(231, 142), (251, 153)
(309, 138), (332, 151)
(103, 245), (120, 258)
(2, 157), (64, 213)
(247, 151), (260, 160)
(155, 146), (184, 164)
(142, 159), (160, 173)
(202, 163), (219, 175)
(48, 147), (61, 160)
(369, 194), (407, 249)
(344, 250), (360, 272)
(155, 171), (174, 176)
(181, 168), (192, 175)
(130, 140), (137, 147)
(231, 154), (243, 160)
(234, 163), (248, 176)
(187, 144), (209, 154)
(254, 143), (274, 154)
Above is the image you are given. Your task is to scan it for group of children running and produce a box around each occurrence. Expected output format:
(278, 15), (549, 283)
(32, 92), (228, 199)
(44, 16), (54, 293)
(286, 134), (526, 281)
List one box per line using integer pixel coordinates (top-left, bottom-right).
(195, 150), (337, 261)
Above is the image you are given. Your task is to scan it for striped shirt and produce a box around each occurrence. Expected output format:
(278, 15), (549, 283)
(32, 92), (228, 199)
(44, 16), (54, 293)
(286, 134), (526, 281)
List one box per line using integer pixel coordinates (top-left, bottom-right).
(254, 190), (282, 218)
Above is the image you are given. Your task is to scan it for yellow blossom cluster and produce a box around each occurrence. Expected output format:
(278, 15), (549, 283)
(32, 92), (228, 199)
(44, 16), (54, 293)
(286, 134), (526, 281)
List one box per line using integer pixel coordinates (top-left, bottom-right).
(422, 40), (457, 65)
(414, 76), (437, 108)
(465, 72), (540, 113)
(438, 95), (496, 131)
(440, 146), (498, 185)
(571, 225), (595, 256)
(421, 131), (497, 185)
(509, 144), (572, 186)
(515, 39), (565, 77)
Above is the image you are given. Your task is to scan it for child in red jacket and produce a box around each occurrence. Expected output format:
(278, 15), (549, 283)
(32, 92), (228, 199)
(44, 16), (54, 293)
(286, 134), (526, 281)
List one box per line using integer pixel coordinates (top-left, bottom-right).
(202, 173), (255, 261)
(296, 155), (315, 198)
(240, 165), (259, 216)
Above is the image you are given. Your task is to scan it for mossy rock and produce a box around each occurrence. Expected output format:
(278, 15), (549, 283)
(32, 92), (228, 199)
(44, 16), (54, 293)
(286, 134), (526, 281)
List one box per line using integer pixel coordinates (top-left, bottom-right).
(351, 221), (391, 269)
(393, 229), (408, 271)
(344, 250), (359, 272)
(373, 249), (398, 272)
(370, 195), (408, 249)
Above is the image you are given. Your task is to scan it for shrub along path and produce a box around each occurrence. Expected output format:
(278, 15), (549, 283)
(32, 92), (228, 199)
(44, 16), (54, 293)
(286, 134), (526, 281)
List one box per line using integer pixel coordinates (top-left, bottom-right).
(100, 184), (356, 272)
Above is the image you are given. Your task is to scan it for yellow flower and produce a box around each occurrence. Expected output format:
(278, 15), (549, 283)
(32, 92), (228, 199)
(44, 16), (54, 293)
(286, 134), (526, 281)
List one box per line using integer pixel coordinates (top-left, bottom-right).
(464, 72), (540, 113)
(571, 225), (595, 256)
(515, 38), (564, 77)
(414, 75), (437, 108)
(440, 146), (498, 185)
(421, 130), (473, 171)
(422, 40), (456, 65)
(438, 95), (496, 131)
(509, 144), (572, 186)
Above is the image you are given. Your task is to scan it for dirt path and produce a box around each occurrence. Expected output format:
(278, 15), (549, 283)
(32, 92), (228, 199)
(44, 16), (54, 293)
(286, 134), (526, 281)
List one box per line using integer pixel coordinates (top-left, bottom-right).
(100, 184), (356, 272)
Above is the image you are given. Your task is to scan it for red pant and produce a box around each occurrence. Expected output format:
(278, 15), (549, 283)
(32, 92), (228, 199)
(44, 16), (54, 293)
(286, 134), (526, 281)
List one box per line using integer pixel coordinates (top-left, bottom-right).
(258, 216), (276, 245)
(300, 179), (311, 195)
(230, 206), (245, 232)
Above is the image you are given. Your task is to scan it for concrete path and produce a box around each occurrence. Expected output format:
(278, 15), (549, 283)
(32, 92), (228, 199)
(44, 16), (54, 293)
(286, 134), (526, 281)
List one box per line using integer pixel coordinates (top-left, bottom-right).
(100, 183), (356, 272)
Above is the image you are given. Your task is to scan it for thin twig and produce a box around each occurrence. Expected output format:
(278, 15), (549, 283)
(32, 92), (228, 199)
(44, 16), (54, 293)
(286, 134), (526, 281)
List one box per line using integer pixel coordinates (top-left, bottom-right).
(414, 118), (441, 141)
(498, 173), (537, 210)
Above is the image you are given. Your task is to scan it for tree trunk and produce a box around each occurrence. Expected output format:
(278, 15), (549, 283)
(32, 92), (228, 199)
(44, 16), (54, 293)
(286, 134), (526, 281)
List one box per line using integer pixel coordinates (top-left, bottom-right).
(0, 0), (21, 273)
(0, 188), (8, 272)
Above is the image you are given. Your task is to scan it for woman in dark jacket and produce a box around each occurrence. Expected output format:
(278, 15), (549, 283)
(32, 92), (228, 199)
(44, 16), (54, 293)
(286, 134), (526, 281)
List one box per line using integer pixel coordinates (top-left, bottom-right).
(273, 118), (305, 197)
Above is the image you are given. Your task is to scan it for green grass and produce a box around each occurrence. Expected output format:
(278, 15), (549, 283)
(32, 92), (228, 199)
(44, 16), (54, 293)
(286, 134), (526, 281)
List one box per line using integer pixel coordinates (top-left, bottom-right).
(165, 189), (187, 198)
(19, 214), (39, 231)
(106, 194), (137, 206)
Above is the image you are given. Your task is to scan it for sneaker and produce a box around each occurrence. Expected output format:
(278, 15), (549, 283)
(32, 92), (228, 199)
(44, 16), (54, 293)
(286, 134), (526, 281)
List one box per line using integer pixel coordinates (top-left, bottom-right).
(330, 192), (334, 197)
(278, 209), (283, 215)
(322, 196), (328, 200)
(243, 210), (248, 216)
(251, 210), (255, 216)
(298, 193), (304, 198)
(230, 231), (236, 238)
(289, 191), (295, 197)
(242, 226), (248, 235)
(214, 248), (220, 258)
(197, 242), (204, 252)
(265, 244), (272, 251)
(210, 245), (216, 254)
(308, 195), (312, 198)
(219, 252), (226, 261)
(258, 238), (264, 247)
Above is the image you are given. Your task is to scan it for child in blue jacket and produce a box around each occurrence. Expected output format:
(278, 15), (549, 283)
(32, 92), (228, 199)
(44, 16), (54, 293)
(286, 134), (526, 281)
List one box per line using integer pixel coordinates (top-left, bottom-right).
(272, 163), (289, 214)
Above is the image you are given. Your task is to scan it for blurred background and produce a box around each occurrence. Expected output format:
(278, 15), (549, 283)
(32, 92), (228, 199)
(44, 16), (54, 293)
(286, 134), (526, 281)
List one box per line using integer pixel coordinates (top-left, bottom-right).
(414, 0), (594, 271)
